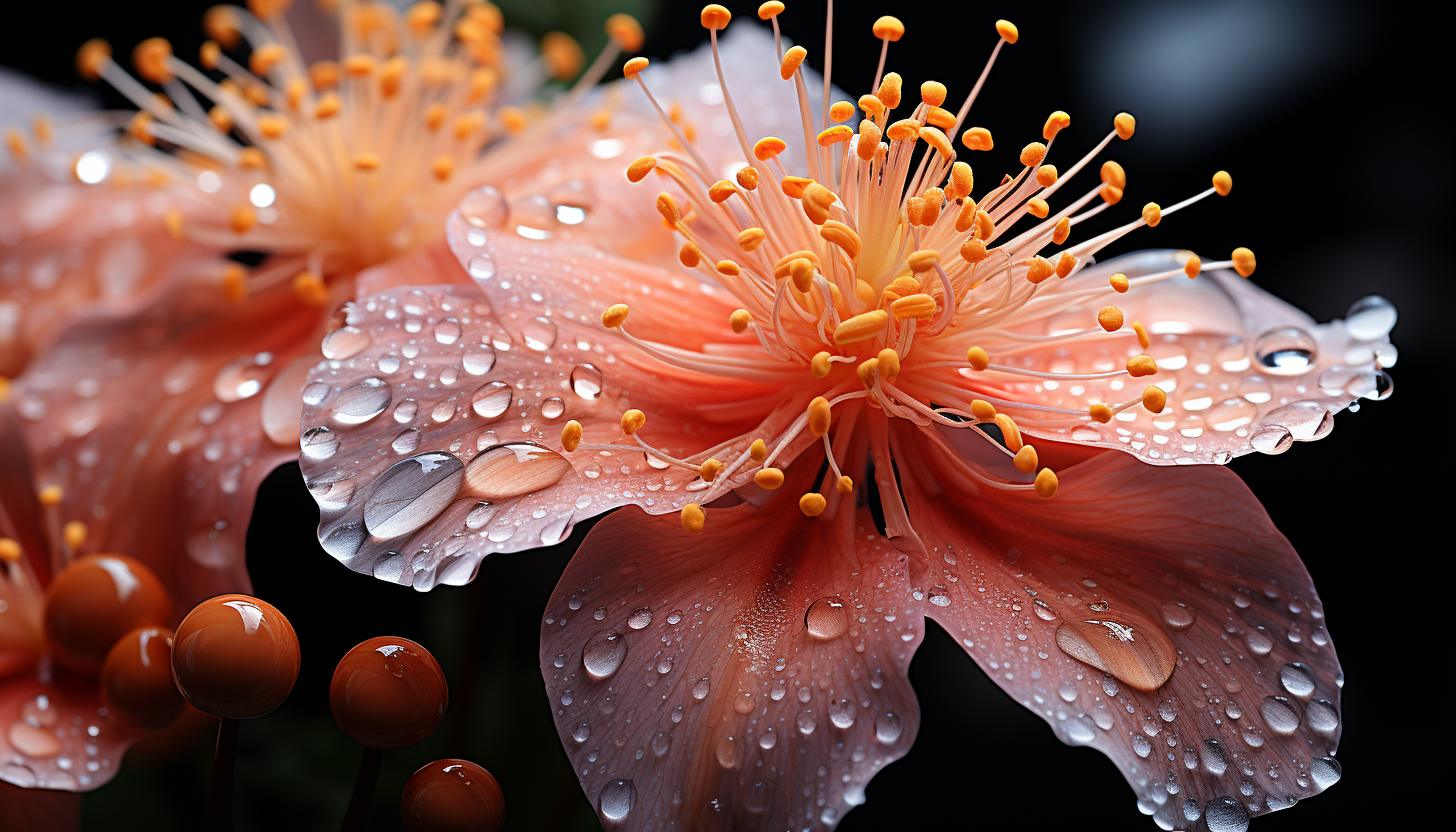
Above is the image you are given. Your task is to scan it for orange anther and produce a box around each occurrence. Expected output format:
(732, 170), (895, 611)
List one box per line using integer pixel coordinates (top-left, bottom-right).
(961, 126), (993, 151)
(1114, 112), (1136, 140)
(701, 4), (731, 30)
(1043, 110), (1070, 141)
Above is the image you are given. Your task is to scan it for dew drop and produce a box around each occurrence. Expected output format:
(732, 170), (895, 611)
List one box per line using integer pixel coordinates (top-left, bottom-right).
(828, 699), (856, 729)
(1203, 797), (1249, 832)
(1261, 695), (1300, 734)
(581, 632), (627, 680)
(1344, 295), (1396, 340)
(470, 382), (512, 420)
(805, 596), (849, 641)
(875, 712), (903, 744)
(461, 346), (496, 376)
(626, 607), (652, 630)
(1250, 424), (1293, 455)
(460, 185), (508, 228)
(300, 426), (338, 460)
(599, 777), (636, 823)
(522, 316), (557, 351)
(433, 319), (461, 345)
(332, 378), (391, 425)
(464, 442), (572, 499)
(361, 452), (464, 539)
(321, 326), (370, 360)
(1160, 603), (1194, 630)
(467, 254), (496, 281)
(540, 397), (565, 420)
(1309, 756), (1341, 790)
(391, 428), (421, 454)
(1279, 663), (1316, 697)
(571, 364), (603, 399)
(1254, 327), (1318, 376)
(1305, 699), (1339, 733)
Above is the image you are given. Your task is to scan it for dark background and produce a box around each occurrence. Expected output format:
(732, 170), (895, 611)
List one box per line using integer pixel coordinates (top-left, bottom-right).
(2, 0), (1441, 829)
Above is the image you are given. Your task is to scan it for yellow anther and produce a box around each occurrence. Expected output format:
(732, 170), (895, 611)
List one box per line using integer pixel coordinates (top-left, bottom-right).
(0, 538), (19, 563)
(623, 57), (649, 78)
(873, 15), (906, 40)
(970, 399), (996, 421)
(1026, 197), (1049, 219)
(945, 163), (974, 201)
(1232, 247), (1257, 277)
(802, 182), (836, 223)
(856, 357), (880, 388)
(994, 414), (1023, 452)
(1213, 170), (1233, 196)
(257, 114), (287, 138)
(907, 250), (940, 273)
(819, 220), (862, 258)
(601, 303), (629, 328)
(204, 5), (242, 47)
(127, 111), (156, 145)
(681, 504), (706, 534)
(679, 242), (701, 268)
(699, 458), (724, 482)
(925, 106), (956, 130)
(1089, 403), (1113, 423)
(312, 93), (341, 120)
(38, 485), (63, 507)
(60, 520), (86, 550)
(561, 420), (583, 452)
(1036, 164), (1058, 187)
(788, 257), (815, 292)
(799, 492), (828, 517)
(882, 276), (922, 302)
(1100, 160), (1126, 190)
(1184, 255), (1202, 279)
(834, 310), (889, 344)
(858, 94), (885, 118)
(855, 280), (877, 308)
(905, 196), (927, 227)
(5, 132), (27, 163)
(1127, 354), (1158, 377)
(856, 120), (882, 160)
(293, 271), (329, 306)
(406, 2), (443, 33)
(1141, 202), (1162, 227)
(1025, 256), (1055, 284)
(421, 102), (448, 131)
(701, 4), (732, 30)
(954, 198), (980, 232)
(877, 348), (901, 381)
(1114, 112), (1136, 140)
(344, 54), (377, 77)
(1133, 321), (1151, 349)
(823, 102), (854, 126)
(230, 206), (256, 233)
(1034, 468), (1058, 499)
(221, 265), (248, 303)
(353, 152), (382, 171)
(736, 166), (759, 190)
(750, 439), (768, 461)
(626, 156), (656, 183)
(920, 80), (948, 107)
(1100, 184), (1124, 205)
(737, 227), (766, 251)
(708, 180), (737, 203)
(758, 1), (785, 19)
(311, 60), (341, 90)
(606, 13), (645, 51)
(429, 155), (454, 182)
(753, 137), (788, 162)
(1012, 445), (1039, 474)
(817, 125), (853, 147)
(1052, 216), (1071, 245)
(730, 309), (753, 333)
(656, 192), (681, 224)
(1043, 110), (1071, 141)
(920, 125), (953, 159)
(773, 250), (821, 278)
(877, 72), (902, 109)
(1143, 386), (1167, 413)
(960, 237), (989, 264)
(811, 351), (833, 379)
(716, 260), (741, 277)
(780, 45), (807, 80)
(886, 119), (920, 142)
(1097, 306), (1125, 332)
(199, 39), (221, 70)
(961, 126), (994, 151)
(996, 19), (1019, 43)
(164, 209), (184, 240)
(499, 107), (529, 135)
(249, 43), (285, 77)
(373, 58), (406, 96)
(755, 468), (785, 489)
(1020, 142), (1047, 167)
(966, 346), (990, 371)
(836, 476), (854, 495)
(621, 409), (646, 435)
(1056, 253), (1077, 279)
(247, 0), (291, 20)
(1110, 273), (1129, 293)
(131, 37), (175, 84)
(891, 293), (937, 320)
(808, 397), (832, 437)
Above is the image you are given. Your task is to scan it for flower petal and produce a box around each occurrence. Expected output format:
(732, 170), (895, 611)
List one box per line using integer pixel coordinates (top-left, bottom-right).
(540, 479), (920, 830)
(0, 779), (79, 830)
(301, 285), (783, 589)
(897, 426), (1343, 828)
(0, 673), (133, 791)
(984, 250), (1394, 464)
(9, 283), (319, 611)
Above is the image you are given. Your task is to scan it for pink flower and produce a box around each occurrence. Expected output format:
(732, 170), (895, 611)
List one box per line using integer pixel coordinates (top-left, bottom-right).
(299, 7), (1393, 830)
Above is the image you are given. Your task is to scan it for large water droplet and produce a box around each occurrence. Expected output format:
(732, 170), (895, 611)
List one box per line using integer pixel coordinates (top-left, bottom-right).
(461, 346), (496, 376)
(540, 397), (565, 420)
(805, 596), (849, 641)
(1160, 603), (1194, 630)
(1250, 424), (1293, 455)
(1279, 662), (1316, 697)
(522, 317), (557, 351)
(1259, 401), (1334, 441)
(467, 253), (496, 281)
(1305, 699), (1339, 733)
(1344, 295), (1396, 340)
(460, 185), (508, 229)
(582, 632), (626, 680)
(875, 711), (903, 744)
(464, 442), (572, 500)
(828, 699), (856, 729)
(321, 326), (370, 360)
(571, 364), (603, 399)
(471, 382), (512, 420)
(392, 428), (421, 454)
(301, 426), (338, 460)
(1309, 756), (1341, 790)
(1201, 739), (1228, 775)
(332, 378), (391, 425)
(1204, 797), (1249, 832)
(599, 777), (636, 822)
(1254, 327), (1318, 375)
(213, 354), (270, 402)
(1260, 696), (1300, 734)
(626, 607), (652, 630)
(362, 452), (463, 539)
(433, 319), (461, 345)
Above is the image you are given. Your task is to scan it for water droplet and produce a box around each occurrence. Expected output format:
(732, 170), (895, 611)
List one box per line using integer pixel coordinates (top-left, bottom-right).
(391, 428), (421, 454)
(362, 452), (464, 538)
(467, 254), (496, 281)
(434, 319), (461, 345)
(582, 632), (626, 680)
(540, 397), (565, 420)
(875, 712), (903, 744)
(393, 399), (418, 423)
(1058, 680), (1078, 702)
(572, 723), (590, 743)
(302, 381), (331, 406)
(828, 699), (856, 729)
(1279, 663), (1316, 697)
(1204, 797), (1249, 832)
(471, 382), (512, 420)
(1201, 739), (1228, 775)
(464, 442), (572, 499)
(332, 378), (391, 425)
(1305, 699), (1339, 733)
(213, 354), (270, 402)
(1309, 756), (1341, 790)
(758, 728), (777, 750)
(1344, 295), (1396, 340)
(522, 317), (557, 351)
(626, 607), (652, 630)
(1254, 327), (1318, 376)
(1205, 398), (1256, 432)
(1160, 603), (1194, 630)
(805, 596), (849, 641)
(692, 678), (710, 700)
(1245, 628), (1273, 656)
(1261, 696), (1300, 734)
(571, 364), (603, 399)
(462, 346), (496, 376)
(796, 711), (816, 735)
(300, 426), (338, 460)
(1158, 699), (1178, 722)
(1133, 735), (1152, 758)
(1250, 424), (1293, 455)
(599, 777), (636, 823)
(460, 185), (508, 229)
(321, 326), (370, 360)
(1260, 401), (1334, 441)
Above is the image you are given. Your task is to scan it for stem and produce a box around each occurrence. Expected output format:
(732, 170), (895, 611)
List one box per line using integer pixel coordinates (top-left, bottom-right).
(338, 746), (385, 832)
(210, 718), (239, 832)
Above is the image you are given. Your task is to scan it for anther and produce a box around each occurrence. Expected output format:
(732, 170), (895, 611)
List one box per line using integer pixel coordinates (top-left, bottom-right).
(1098, 306), (1124, 331)
(737, 228), (766, 251)
(856, 358), (880, 388)
(656, 192), (681, 224)
(1184, 255), (1202, 279)
(700, 4), (732, 30)
(620, 409), (646, 435)
(886, 119), (920, 142)
(921, 81), (947, 107)
(960, 237), (989, 263)
(950, 162), (974, 198)
(920, 126), (953, 158)
(877, 348), (901, 381)
(799, 493), (827, 517)
(1126, 354), (1158, 377)
(755, 468), (785, 489)
(1101, 160), (1126, 189)
(907, 250), (940, 273)
(38, 485), (63, 506)
(601, 304), (629, 329)
(729, 309), (753, 334)
(996, 20), (1019, 43)
(1020, 142), (1047, 167)
(432, 156), (454, 182)
(203, 6), (242, 48)
(1100, 184), (1123, 205)
(1110, 273), (1129, 293)
(819, 221), (862, 257)
(834, 310), (888, 344)
(716, 260), (741, 276)
(1232, 247), (1256, 277)
(1141, 202), (1161, 227)
(1036, 164), (1058, 187)
(353, 153), (382, 171)
(966, 346), (990, 371)
(1132, 321), (1150, 348)
(961, 126), (993, 151)
(1053, 216), (1071, 245)
(221, 265), (248, 302)
(755, 137), (788, 160)
(1056, 253), (1077, 278)
(830, 101), (855, 122)
(808, 397), (832, 437)
(709, 180), (737, 203)
(681, 504), (706, 534)
(750, 439), (768, 461)
(811, 352), (833, 379)
(0, 538), (19, 563)
(994, 414), (1023, 451)
(758, 2), (786, 20)
(736, 166), (759, 190)
(679, 242), (701, 268)
(873, 16), (906, 41)
(1026, 198), (1049, 219)
(1089, 403), (1113, 423)
(627, 156), (656, 182)
(836, 476), (854, 494)
(699, 458), (723, 482)
(606, 14), (645, 52)
(1034, 468), (1058, 498)
(781, 46), (807, 80)
(1025, 256), (1055, 284)
(1014, 445), (1039, 474)
(63, 521), (87, 549)
(970, 400), (996, 421)
(230, 206), (256, 234)
(1114, 112), (1136, 140)
(1143, 386), (1167, 413)
(890, 293), (937, 320)
(133, 38), (175, 84)
(877, 72), (903, 109)
(1212, 170), (1233, 196)
(561, 420), (583, 452)
(293, 272), (329, 305)
(788, 258), (815, 292)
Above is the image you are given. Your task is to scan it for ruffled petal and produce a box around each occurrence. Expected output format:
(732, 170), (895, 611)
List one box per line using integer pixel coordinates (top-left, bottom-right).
(8, 282), (321, 612)
(0, 673), (133, 791)
(300, 284), (787, 589)
(896, 426), (1343, 829)
(978, 250), (1394, 464)
(540, 475), (920, 830)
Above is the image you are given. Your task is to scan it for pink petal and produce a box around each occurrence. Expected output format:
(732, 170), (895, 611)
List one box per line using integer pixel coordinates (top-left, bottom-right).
(977, 250), (1394, 464)
(540, 478), (920, 830)
(897, 426), (1342, 828)
(300, 285), (785, 589)
(0, 672), (134, 791)
(8, 282), (321, 613)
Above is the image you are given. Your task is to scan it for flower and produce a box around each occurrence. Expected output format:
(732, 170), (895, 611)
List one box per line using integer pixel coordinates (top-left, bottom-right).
(0, 0), (653, 697)
(297, 4), (1396, 829)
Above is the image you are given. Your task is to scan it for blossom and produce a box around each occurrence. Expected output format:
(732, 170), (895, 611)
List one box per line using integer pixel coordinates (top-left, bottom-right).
(0, 0), (653, 738)
(298, 4), (1395, 829)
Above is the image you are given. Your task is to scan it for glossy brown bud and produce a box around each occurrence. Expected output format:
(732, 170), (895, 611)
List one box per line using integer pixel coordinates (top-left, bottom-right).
(101, 626), (185, 730)
(330, 636), (447, 749)
(44, 554), (171, 675)
(170, 594), (299, 719)
(401, 759), (504, 832)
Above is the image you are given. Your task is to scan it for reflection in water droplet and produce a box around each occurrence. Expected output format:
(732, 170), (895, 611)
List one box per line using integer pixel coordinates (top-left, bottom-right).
(828, 699), (856, 729)
(462, 346), (496, 376)
(393, 399), (418, 423)
(599, 777), (635, 822)
(627, 607), (652, 629)
(460, 185), (508, 229)
(434, 319), (461, 345)
(1279, 662), (1316, 697)
(1260, 696), (1300, 734)
(321, 326), (370, 360)
(875, 712), (903, 743)
(302, 381), (331, 406)
(1259, 401), (1334, 441)
(1245, 628), (1273, 655)
(392, 428), (421, 454)
(468, 253), (496, 281)
(332, 378), (391, 425)
(1305, 699), (1339, 733)
(1250, 424), (1293, 455)
(571, 364), (603, 399)
(522, 317), (557, 351)
(582, 632), (626, 680)
(1344, 295), (1396, 340)
(540, 397), (565, 420)
(1310, 756), (1341, 790)
(471, 382), (512, 420)
(805, 596), (849, 641)
(1204, 797), (1248, 832)
(1160, 603), (1195, 630)
(214, 354), (270, 402)
(464, 442), (572, 500)
(1254, 327), (1318, 376)
(361, 452), (464, 539)
(301, 426), (338, 460)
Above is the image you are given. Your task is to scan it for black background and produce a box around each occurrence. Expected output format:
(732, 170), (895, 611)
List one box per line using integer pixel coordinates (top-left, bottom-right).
(1, 0), (1442, 829)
